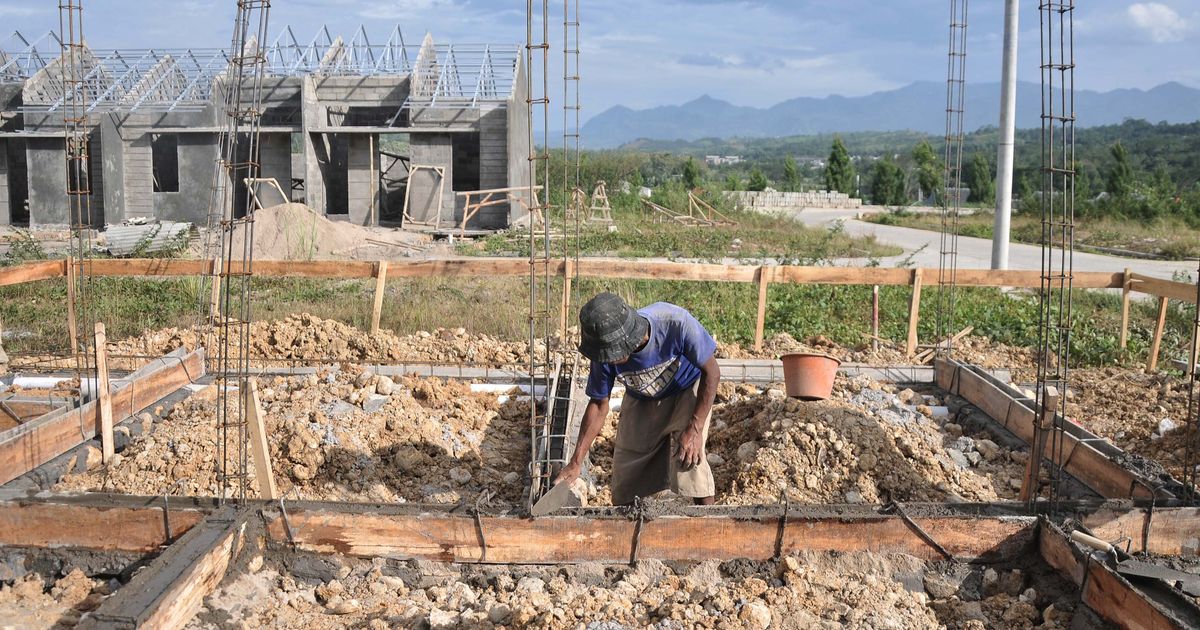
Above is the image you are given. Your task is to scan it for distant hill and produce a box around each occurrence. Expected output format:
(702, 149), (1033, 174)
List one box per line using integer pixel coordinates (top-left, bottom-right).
(579, 81), (1200, 149)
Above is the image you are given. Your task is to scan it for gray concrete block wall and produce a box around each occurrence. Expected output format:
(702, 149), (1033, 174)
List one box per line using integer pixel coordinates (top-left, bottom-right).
(151, 134), (216, 224)
(346, 134), (376, 226)
(26, 138), (67, 226)
(727, 190), (862, 211)
(301, 77), (327, 213)
(0, 139), (8, 225)
(122, 133), (154, 219)
(258, 132), (293, 207)
(506, 58), (532, 224)
(314, 76), (409, 107)
(100, 116), (126, 224)
(408, 133), (453, 224)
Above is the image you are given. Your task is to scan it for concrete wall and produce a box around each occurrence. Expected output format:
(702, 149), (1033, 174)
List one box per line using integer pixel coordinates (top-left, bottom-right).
(100, 116), (126, 224)
(27, 137), (67, 226)
(151, 133), (217, 223)
(346, 134), (377, 225)
(0, 139), (8, 225)
(258, 132), (292, 207)
(727, 190), (862, 211)
(408, 134), (453, 224)
(122, 133), (154, 220)
(506, 57), (532, 224)
(301, 77), (326, 213)
(476, 106), (508, 229)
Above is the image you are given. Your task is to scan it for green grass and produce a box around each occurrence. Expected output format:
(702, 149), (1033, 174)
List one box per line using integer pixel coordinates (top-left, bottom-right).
(1, 274), (1187, 372)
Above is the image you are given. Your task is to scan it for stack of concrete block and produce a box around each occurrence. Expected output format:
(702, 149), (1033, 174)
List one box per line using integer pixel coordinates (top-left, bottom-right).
(726, 190), (862, 211)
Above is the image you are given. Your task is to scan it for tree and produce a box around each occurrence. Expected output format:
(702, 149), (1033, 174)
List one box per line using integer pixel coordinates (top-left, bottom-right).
(870, 157), (906, 206)
(912, 140), (941, 201)
(965, 153), (995, 204)
(783, 156), (801, 192)
(747, 168), (769, 192)
(1106, 142), (1133, 197)
(824, 136), (856, 196)
(682, 157), (701, 190)
(724, 174), (741, 191)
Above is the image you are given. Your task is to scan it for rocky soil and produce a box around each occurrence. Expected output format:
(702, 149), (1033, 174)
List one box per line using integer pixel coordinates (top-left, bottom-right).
(189, 551), (1085, 630)
(0, 569), (107, 629)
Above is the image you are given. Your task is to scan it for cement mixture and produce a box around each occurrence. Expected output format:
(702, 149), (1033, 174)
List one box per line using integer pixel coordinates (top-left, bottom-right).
(187, 550), (1086, 630)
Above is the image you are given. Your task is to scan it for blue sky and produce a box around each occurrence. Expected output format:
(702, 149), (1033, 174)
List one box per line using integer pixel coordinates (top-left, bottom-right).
(2, 0), (1196, 118)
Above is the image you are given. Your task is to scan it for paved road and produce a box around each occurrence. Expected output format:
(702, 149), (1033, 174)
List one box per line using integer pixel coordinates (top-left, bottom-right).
(790, 207), (1195, 281)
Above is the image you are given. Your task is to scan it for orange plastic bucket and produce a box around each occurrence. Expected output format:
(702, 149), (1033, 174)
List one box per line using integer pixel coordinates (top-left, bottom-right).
(780, 353), (841, 400)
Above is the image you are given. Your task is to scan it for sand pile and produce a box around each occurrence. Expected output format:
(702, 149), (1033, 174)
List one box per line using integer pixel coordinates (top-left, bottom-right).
(190, 551), (1080, 629)
(0, 569), (107, 629)
(108, 313), (539, 369)
(55, 370), (529, 505)
(231, 203), (430, 260)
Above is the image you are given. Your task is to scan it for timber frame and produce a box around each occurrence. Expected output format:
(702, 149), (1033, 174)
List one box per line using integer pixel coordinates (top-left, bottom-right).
(2, 259), (1200, 628)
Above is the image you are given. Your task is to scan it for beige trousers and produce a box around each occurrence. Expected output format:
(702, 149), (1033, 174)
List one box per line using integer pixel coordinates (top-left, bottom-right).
(611, 381), (715, 505)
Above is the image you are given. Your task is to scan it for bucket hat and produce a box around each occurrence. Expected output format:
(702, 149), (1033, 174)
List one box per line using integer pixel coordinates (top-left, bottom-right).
(578, 292), (649, 363)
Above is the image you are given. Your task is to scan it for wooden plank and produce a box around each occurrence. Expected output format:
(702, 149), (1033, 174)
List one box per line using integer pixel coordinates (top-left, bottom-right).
(1040, 521), (1192, 630)
(1120, 268), (1132, 350)
(1084, 508), (1200, 557)
(244, 260), (377, 278)
(78, 509), (245, 630)
(0, 400), (66, 425)
(0, 501), (204, 553)
(0, 348), (205, 485)
(574, 259), (757, 283)
(935, 360), (1154, 499)
(87, 258), (209, 277)
(774, 266), (911, 285)
(66, 257), (78, 353)
(906, 269), (923, 357)
(370, 261), (388, 335)
(1021, 386), (1059, 502)
(0, 259), (66, 287)
(1132, 274), (1198, 304)
(753, 266), (770, 352)
(244, 381), (277, 500)
(94, 323), (114, 464)
(1148, 296), (1170, 373)
(263, 510), (1033, 564)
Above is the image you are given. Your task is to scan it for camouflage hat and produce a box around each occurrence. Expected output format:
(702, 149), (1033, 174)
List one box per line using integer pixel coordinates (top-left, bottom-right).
(578, 292), (649, 363)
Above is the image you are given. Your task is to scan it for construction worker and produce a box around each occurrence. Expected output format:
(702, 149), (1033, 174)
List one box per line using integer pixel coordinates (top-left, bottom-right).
(554, 292), (719, 505)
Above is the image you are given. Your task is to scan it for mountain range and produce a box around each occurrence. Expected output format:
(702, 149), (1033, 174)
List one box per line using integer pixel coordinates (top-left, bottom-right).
(579, 81), (1200, 149)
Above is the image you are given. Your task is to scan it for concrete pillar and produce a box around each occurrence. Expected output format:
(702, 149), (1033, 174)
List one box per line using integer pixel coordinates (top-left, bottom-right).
(346, 134), (376, 226)
(301, 76), (327, 214)
(123, 132), (154, 221)
(100, 116), (126, 225)
(408, 134), (453, 225)
(991, 0), (1020, 270)
(0, 139), (8, 225)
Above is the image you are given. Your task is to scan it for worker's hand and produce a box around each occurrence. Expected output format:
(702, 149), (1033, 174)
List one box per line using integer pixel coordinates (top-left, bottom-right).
(554, 462), (582, 487)
(675, 426), (705, 469)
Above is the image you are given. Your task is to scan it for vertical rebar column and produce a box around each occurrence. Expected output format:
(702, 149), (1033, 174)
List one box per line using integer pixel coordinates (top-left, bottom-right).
(1184, 262), (1200, 502)
(59, 1), (97, 417)
(527, 0), (558, 507)
(1033, 0), (1076, 513)
(211, 0), (270, 504)
(936, 0), (969, 356)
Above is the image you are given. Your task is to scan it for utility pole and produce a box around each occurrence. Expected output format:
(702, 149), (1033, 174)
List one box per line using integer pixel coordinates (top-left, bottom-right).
(991, 0), (1019, 269)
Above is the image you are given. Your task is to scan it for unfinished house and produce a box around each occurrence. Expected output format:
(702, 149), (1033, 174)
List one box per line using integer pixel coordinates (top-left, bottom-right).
(0, 28), (531, 231)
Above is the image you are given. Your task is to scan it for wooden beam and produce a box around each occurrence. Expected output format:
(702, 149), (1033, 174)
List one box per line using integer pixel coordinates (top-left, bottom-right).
(66, 257), (78, 353)
(906, 269), (923, 357)
(88, 259), (209, 277)
(264, 509), (1034, 564)
(1084, 508), (1200, 557)
(1132, 274), (1198, 304)
(1021, 386), (1059, 503)
(753, 266), (770, 352)
(0, 500), (204, 553)
(0, 259), (66, 287)
(0, 348), (205, 485)
(78, 509), (245, 630)
(935, 360), (1157, 500)
(244, 381), (277, 500)
(370, 261), (388, 335)
(1039, 520), (1195, 630)
(1148, 296), (1170, 373)
(1120, 268), (1132, 350)
(94, 323), (114, 464)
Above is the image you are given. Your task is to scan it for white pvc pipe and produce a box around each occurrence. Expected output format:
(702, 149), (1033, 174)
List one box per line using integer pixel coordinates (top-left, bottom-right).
(991, 0), (1020, 270)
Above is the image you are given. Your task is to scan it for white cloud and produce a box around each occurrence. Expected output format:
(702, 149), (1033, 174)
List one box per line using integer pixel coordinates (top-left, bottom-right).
(0, 4), (36, 17)
(1127, 2), (1189, 43)
(357, 0), (457, 20)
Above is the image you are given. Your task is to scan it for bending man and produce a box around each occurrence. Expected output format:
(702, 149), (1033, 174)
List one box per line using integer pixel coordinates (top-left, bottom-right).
(555, 292), (719, 505)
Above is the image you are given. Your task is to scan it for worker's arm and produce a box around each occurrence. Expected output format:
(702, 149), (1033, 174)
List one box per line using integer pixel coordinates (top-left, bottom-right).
(676, 355), (720, 468)
(553, 396), (610, 487)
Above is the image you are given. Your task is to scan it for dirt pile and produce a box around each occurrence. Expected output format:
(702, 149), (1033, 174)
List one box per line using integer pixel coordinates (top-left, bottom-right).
(718, 332), (1036, 372)
(0, 569), (107, 629)
(226, 202), (430, 260)
(191, 551), (1080, 629)
(109, 313), (538, 368)
(55, 371), (529, 505)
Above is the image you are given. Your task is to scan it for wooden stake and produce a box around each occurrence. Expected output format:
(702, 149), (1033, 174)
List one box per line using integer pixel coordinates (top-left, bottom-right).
(93, 322), (114, 464)
(1119, 268), (1132, 350)
(905, 269), (924, 357)
(65, 257), (78, 353)
(244, 380), (278, 500)
(370, 261), (388, 335)
(753, 266), (770, 352)
(871, 285), (880, 352)
(1148, 296), (1169, 373)
(208, 257), (222, 321)
(1020, 385), (1059, 503)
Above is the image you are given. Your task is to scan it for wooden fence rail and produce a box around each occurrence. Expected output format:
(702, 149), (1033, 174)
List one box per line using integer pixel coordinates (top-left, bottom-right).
(1, 257), (1192, 366)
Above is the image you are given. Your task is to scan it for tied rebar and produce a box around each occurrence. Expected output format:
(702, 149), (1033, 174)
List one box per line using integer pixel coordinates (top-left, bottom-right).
(206, 0), (271, 505)
(1184, 260), (1200, 503)
(935, 0), (968, 357)
(58, 1), (98, 438)
(1033, 0), (1076, 513)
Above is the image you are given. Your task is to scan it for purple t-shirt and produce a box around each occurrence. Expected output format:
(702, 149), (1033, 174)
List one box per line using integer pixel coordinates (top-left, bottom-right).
(585, 302), (717, 401)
